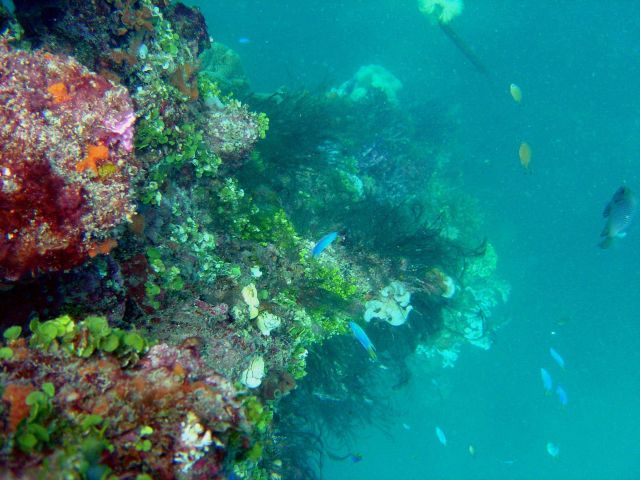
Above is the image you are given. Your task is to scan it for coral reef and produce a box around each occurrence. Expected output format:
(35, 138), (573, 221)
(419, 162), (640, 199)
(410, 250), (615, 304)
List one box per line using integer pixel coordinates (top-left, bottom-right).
(0, 317), (254, 479)
(256, 311), (281, 336)
(0, 42), (138, 281)
(203, 98), (265, 165)
(0, 1), (511, 477)
(416, 242), (510, 367)
(199, 43), (251, 96)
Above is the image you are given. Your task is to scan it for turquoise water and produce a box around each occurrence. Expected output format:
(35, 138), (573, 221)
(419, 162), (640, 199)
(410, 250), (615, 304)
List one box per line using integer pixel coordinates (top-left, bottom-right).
(199, 1), (640, 478)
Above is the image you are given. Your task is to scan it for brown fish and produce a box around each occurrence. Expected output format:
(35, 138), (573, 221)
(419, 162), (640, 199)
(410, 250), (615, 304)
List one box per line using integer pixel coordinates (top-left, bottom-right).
(599, 186), (637, 248)
(518, 142), (532, 171)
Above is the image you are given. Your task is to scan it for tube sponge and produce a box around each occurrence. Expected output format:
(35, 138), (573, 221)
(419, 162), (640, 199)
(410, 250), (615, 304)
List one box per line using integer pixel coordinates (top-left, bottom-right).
(418, 0), (464, 24)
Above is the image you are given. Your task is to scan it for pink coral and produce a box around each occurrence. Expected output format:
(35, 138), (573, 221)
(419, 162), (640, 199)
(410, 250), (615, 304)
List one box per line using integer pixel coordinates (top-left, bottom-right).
(0, 42), (140, 281)
(103, 109), (136, 152)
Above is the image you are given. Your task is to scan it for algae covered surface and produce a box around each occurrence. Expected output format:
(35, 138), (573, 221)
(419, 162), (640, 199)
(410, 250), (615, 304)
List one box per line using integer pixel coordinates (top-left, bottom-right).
(2, 1), (638, 479)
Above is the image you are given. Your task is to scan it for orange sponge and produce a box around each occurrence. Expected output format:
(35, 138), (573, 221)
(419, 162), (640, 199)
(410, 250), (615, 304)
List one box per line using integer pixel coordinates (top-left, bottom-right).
(2, 383), (34, 432)
(87, 238), (118, 257)
(47, 82), (71, 104)
(76, 144), (109, 175)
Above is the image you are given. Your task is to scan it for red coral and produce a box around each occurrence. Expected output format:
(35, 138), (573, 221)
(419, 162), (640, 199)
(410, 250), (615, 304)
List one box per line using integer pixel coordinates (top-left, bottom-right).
(0, 42), (140, 281)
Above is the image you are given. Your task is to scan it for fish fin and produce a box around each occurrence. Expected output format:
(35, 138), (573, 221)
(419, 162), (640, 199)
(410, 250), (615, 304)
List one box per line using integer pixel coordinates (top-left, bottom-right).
(612, 186), (627, 204)
(617, 231), (627, 238)
(598, 236), (613, 249)
(603, 200), (612, 218)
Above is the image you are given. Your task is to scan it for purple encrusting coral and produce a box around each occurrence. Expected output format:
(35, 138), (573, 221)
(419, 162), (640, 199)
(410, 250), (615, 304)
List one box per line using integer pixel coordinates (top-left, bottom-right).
(103, 109), (136, 152)
(0, 41), (139, 281)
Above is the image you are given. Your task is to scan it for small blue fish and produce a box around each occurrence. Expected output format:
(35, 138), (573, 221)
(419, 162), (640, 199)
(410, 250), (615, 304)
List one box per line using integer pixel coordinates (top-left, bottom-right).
(349, 453), (363, 463)
(312, 231), (338, 258)
(555, 385), (568, 407)
(348, 321), (377, 360)
(435, 426), (447, 446)
(549, 347), (565, 369)
(600, 186), (637, 248)
(237, 37), (251, 44)
(327, 451), (363, 462)
(540, 368), (553, 394)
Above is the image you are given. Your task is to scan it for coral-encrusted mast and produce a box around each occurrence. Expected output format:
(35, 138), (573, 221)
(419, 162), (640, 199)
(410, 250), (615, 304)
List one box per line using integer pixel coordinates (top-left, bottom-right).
(0, 42), (139, 281)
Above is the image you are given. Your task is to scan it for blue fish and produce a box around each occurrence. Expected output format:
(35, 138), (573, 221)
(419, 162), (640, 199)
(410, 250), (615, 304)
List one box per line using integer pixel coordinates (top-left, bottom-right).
(312, 231), (338, 258)
(237, 37), (251, 44)
(549, 347), (565, 369)
(348, 321), (377, 361)
(349, 453), (363, 463)
(435, 426), (447, 446)
(327, 451), (363, 462)
(540, 368), (553, 394)
(555, 385), (568, 407)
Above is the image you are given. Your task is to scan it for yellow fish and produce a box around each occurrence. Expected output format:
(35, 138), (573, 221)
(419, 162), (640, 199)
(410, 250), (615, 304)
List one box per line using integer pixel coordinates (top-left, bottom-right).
(510, 83), (522, 103)
(518, 142), (532, 171)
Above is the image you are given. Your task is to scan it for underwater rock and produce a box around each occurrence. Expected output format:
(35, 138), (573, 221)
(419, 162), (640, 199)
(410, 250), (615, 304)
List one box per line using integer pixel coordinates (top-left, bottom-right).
(0, 323), (252, 478)
(0, 3), (13, 34)
(199, 42), (251, 95)
(165, 2), (210, 58)
(203, 98), (264, 165)
(0, 42), (138, 281)
(13, 0), (209, 84)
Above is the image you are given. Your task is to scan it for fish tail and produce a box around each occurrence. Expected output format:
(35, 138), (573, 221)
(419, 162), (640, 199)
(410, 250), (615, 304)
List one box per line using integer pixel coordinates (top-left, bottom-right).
(598, 236), (613, 249)
(368, 346), (377, 361)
